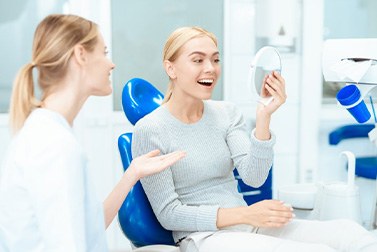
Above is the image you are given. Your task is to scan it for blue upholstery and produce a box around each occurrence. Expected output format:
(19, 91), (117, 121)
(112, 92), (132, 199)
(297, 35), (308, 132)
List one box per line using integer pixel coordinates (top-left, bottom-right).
(233, 169), (272, 205)
(329, 124), (375, 145)
(118, 78), (174, 247)
(329, 124), (377, 179)
(121, 78), (164, 125)
(118, 133), (175, 247)
(118, 77), (273, 247)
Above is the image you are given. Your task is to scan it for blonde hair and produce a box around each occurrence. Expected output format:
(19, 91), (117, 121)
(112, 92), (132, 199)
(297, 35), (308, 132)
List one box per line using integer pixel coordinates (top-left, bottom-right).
(162, 26), (218, 104)
(9, 14), (99, 133)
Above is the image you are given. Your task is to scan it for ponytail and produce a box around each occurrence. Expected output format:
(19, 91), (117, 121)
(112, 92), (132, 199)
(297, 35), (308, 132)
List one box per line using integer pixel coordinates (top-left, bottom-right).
(9, 63), (41, 133)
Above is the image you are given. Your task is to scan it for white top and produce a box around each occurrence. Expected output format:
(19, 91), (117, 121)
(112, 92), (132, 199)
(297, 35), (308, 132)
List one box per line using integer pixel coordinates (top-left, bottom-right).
(0, 109), (108, 252)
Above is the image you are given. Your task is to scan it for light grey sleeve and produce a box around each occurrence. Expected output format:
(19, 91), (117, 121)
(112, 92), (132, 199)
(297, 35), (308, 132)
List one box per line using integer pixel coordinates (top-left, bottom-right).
(132, 121), (219, 232)
(224, 102), (275, 187)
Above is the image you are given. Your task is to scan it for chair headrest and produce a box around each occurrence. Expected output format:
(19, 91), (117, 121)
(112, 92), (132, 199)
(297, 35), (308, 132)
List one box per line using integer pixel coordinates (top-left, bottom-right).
(122, 78), (164, 125)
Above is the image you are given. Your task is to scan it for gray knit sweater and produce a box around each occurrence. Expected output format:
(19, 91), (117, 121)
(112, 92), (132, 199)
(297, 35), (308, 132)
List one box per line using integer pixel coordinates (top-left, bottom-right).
(132, 100), (275, 243)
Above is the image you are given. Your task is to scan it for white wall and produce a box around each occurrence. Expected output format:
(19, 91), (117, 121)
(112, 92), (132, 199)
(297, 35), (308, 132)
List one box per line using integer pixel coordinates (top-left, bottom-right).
(224, 0), (319, 195)
(299, 0), (324, 182)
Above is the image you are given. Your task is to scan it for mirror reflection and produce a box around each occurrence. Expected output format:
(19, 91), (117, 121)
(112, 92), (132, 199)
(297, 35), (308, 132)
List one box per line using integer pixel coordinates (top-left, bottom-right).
(250, 46), (282, 105)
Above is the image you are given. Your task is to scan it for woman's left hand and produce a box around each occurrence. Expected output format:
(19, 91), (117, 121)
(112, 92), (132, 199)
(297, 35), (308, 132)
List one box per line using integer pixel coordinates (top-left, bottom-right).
(257, 71), (287, 116)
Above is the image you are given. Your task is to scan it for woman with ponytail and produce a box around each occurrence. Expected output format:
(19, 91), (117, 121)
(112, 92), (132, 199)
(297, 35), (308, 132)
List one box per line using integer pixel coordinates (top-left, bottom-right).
(0, 14), (185, 251)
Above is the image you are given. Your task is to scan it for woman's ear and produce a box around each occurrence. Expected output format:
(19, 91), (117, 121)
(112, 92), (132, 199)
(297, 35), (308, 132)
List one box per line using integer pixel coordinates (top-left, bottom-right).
(163, 60), (176, 79)
(72, 44), (87, 66)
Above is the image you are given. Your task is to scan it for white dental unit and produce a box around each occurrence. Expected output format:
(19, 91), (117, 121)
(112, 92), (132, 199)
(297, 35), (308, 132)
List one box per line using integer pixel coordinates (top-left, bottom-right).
(324, 38), (377, 229)
(322, 39), (377, 85)
(279, 38), (377, 230)
(323, 39), (377, 123)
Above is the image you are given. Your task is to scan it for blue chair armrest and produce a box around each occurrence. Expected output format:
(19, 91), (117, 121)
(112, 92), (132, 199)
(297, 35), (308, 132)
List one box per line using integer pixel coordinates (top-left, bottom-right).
(329, 124), (374, 145)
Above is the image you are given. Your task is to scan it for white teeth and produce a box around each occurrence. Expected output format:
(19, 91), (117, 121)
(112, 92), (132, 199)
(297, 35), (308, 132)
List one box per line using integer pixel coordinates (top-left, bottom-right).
(198, 79), (213, 83)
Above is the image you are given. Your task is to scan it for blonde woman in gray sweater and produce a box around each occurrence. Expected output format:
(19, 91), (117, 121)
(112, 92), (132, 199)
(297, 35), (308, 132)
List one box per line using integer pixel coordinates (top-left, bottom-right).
(132, 27), (377, 252)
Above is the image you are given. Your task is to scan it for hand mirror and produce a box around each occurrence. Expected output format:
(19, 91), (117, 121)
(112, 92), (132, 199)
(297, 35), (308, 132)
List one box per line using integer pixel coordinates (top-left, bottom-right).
(249, 46), (282, 105)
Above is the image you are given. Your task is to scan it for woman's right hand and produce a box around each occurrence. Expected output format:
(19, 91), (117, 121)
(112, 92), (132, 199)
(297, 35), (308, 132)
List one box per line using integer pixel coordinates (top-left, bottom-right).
(243, 199), (294, 228)
(217, 199), (294, 229)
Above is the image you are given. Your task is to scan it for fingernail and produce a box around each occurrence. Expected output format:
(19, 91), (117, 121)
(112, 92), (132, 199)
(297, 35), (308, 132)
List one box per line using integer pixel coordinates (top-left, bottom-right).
(283, 203), (292, 209)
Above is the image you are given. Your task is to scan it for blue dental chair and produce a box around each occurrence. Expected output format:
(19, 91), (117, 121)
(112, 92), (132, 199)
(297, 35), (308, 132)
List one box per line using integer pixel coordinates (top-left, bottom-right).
(117, 78), (174, 247)
(117, 78), (272, 248)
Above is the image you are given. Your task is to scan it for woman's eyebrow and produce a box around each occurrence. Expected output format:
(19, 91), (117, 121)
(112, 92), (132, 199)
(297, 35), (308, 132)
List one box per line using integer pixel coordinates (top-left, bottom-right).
(188, 51), (220, 56)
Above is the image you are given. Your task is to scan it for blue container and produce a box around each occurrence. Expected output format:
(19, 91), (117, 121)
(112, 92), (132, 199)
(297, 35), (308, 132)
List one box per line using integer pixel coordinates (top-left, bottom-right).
(336, 85), (371, 123)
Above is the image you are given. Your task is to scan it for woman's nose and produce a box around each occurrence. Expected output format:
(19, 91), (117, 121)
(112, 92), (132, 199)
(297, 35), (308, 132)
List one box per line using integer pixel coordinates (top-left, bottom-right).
(204, 59), (215, 73)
